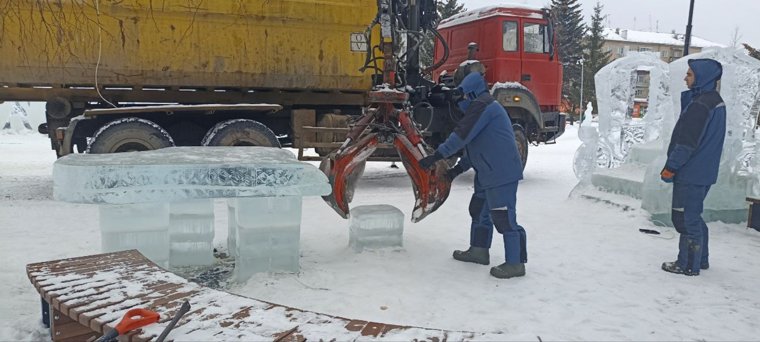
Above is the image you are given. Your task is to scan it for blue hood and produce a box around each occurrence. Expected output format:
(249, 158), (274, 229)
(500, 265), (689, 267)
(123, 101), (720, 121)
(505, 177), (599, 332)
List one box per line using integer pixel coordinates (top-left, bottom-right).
(687, 59), (722, 93)
(456, 71), (489, 112)
(458, 71), (489, 101)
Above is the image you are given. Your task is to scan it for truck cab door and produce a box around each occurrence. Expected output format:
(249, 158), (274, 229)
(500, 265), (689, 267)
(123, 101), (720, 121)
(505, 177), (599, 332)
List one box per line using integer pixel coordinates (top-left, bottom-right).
(519, 19), (560, 109)
(487, 20), (522, 88)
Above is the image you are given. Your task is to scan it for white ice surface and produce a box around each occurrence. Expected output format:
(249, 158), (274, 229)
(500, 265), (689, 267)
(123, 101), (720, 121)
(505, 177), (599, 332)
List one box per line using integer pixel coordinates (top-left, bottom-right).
(2, 129), (760, 341)
(53, 146), (331, 204)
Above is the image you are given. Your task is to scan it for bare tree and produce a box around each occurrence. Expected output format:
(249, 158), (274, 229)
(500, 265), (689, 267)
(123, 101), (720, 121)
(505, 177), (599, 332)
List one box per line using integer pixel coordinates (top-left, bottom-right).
(729, 26), (743, 48)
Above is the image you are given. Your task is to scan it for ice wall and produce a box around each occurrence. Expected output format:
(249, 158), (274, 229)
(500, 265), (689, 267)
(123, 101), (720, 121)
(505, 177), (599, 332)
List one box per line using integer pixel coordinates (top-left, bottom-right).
(593, 52), (671, 168)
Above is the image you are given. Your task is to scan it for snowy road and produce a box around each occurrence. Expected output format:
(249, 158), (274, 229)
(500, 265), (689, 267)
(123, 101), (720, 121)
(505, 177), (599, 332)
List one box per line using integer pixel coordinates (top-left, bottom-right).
(2, 126), (759, 341)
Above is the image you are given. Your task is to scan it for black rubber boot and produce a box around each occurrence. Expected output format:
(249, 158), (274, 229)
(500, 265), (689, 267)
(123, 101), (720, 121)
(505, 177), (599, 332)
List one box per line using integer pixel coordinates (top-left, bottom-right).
(452, 247), (490, 265)
(661, 261), (699, 276)
(489, 262), (525, 279)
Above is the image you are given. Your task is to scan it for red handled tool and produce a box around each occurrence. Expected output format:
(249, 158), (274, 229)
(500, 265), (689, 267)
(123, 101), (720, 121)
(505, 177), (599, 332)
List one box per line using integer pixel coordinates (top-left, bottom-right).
(95, 308), (160, 342)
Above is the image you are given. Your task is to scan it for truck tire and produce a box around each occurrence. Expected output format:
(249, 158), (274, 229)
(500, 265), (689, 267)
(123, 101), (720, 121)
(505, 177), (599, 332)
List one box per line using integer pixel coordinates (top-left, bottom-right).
(87, 118), (175, 153)
(513, 124), (528, 170)
(202, 119), (280, 147)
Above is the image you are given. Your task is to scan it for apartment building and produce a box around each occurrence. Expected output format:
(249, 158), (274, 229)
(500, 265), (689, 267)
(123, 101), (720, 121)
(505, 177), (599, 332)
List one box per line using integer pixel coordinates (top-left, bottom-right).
(603, 28), (724, 62)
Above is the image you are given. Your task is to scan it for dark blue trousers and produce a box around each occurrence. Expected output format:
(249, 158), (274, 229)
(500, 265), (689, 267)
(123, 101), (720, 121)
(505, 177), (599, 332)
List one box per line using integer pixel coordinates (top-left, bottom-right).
(468, 181), (527, 264)
(671, 183), (711, 273)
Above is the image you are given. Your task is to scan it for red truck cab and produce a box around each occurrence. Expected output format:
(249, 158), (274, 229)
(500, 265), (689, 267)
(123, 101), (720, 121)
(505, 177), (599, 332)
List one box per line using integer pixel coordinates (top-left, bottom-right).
(433, 4), (564, 150)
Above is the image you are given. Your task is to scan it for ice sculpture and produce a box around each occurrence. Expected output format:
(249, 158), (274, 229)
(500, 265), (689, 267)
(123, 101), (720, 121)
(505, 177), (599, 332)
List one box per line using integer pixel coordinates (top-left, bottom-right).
(576, 48), (759, 224)
(349, 204), (404, 252)
(53, 146), (331, 277)
(753, 123), (760, 198)
(593, 52), (671, 168)
(642, 48), (760, 223)
(1, 102), (33, 132)
(573, 102), (599, 180)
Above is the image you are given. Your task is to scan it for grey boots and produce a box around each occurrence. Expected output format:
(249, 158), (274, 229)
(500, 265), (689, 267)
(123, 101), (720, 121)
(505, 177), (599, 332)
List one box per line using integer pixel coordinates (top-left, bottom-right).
(490, 262), (526, 279)
(452, 247), (490, 265)
(453, 247), (527, 279)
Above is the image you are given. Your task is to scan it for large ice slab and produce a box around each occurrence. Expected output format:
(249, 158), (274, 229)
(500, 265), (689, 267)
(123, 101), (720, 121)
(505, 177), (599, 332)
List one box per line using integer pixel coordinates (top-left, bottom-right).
(53, 146), (331, 204)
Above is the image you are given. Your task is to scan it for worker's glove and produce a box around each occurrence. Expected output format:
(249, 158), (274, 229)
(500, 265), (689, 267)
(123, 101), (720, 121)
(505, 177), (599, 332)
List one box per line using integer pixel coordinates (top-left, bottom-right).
(660, 167), (675, 183)
(447, 164), (465, 181)
(418, 151), (444, 170)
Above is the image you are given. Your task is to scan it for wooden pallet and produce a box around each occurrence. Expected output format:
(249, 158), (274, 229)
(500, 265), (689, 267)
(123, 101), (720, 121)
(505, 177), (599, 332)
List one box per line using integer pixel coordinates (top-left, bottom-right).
(27, 250), (486, 341)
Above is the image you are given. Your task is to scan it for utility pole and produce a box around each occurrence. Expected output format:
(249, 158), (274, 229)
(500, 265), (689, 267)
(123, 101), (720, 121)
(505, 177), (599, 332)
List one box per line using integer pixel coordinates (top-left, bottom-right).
(683, 0), (695, 55)
(578, 58), (585, 125)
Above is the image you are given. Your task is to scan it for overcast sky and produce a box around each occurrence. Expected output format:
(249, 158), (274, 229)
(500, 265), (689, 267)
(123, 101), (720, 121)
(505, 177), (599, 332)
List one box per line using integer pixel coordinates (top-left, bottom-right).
(460, 0), (760, 48)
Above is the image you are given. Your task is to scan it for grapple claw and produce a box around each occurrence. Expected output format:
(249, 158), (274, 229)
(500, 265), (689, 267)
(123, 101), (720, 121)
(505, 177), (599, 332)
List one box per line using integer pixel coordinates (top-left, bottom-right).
(394, 134), (452, 222)
(319, 134), (378, 218)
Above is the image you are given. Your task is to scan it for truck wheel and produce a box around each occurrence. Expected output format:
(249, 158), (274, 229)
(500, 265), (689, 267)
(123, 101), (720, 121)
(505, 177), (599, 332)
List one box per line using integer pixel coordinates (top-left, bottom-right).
(87, 118), (175, 153)
(513, 124), (528, 170)
(202, 119), (280, 147)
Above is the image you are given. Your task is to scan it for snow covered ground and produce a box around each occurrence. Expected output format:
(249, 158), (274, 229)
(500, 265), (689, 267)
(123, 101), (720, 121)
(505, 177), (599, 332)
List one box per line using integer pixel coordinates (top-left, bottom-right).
(2, 125), (760, 341)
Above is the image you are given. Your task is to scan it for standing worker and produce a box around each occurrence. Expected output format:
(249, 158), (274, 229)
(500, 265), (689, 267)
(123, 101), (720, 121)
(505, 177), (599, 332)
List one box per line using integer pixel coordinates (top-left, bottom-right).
(419, 71), (527, 279)
(660, 59), (726, 276)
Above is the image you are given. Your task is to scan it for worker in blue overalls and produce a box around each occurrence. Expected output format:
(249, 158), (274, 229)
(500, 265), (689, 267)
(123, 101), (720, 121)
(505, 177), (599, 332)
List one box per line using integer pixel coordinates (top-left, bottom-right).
(420, 71), (527, 279)
(661, 58), (726, 276)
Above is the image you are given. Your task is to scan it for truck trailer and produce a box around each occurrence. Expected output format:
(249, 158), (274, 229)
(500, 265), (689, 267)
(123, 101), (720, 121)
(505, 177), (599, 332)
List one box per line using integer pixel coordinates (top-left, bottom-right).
(0, 0), (564, 166)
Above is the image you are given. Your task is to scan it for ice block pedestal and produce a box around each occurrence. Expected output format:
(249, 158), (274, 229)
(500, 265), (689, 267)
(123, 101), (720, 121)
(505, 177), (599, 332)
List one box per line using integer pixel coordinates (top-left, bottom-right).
(169, 199), (215, 267)
(53, 147), (330, 279)
(349, 205), (404, 252)
(100, 203), (171, 268)
(234, 197), (302, 281)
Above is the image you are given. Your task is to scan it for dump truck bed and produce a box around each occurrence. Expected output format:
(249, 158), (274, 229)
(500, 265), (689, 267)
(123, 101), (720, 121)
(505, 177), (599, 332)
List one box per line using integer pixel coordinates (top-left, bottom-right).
(0, 0), (376, 102)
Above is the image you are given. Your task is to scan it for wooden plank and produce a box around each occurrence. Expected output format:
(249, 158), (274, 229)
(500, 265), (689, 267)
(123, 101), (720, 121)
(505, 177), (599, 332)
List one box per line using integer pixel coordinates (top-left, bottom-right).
(301, 126), (350, 133)
(76, 283), (190, 331)
(28, 250), (141, 278)
(83, 104), (282, 117)
(50, 307), (98, 342)
(291, 109), (316, 148)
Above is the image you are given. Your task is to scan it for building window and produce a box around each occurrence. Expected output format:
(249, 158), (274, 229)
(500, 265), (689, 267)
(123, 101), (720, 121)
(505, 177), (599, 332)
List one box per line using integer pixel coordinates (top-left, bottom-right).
(503, 21), (518, 52)
(617, 47), (625, 55)
(673, 50), (682, 58)
(524, 23), (549, 53)
(638, 47), (652, 52)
